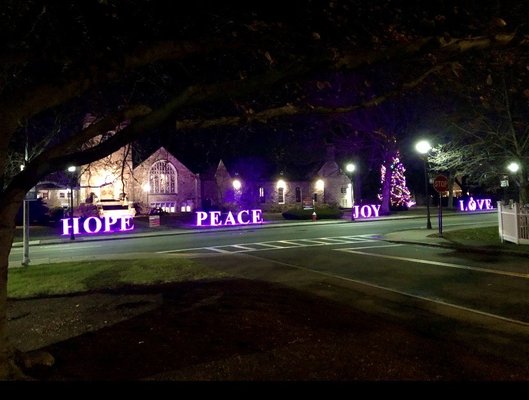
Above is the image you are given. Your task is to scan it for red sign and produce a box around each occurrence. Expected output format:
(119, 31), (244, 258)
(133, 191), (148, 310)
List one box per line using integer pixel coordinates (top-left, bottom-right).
(433, 175), (449, 193)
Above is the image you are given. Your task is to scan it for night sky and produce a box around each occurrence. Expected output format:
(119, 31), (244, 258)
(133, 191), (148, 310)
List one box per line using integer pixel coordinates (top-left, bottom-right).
(3, 0), (529, 199)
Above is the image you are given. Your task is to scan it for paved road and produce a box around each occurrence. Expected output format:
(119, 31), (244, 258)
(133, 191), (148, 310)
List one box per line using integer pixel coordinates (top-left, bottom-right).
(9, 211), (529, 374)
(9, 212), (529, 328)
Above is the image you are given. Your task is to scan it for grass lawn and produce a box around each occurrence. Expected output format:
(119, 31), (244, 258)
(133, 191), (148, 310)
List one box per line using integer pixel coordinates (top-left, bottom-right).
(442, 226), (501, 244)
(442, 225), (529, 253)
(8, 258), (228, 299)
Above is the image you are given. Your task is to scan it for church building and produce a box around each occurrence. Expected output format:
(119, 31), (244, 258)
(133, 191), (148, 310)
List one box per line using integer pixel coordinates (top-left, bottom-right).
(36, 144), (354, 216)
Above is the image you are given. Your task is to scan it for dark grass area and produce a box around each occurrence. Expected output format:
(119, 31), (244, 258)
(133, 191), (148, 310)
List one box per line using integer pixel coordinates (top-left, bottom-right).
(18, 279), (529, 381)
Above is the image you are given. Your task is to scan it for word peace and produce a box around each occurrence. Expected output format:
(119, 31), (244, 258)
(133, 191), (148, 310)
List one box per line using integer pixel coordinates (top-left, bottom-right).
(196, 209), (263, 226)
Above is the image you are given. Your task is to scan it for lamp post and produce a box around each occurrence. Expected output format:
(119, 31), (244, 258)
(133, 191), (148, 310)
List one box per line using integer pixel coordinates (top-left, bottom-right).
(67, 166), (76, 240)
(20, 164), (31, 266)
(415, 140), (432, 229)
(232, 175), (242, 204)
(345, 163), (356, 221)
(507, 161), (520, 203)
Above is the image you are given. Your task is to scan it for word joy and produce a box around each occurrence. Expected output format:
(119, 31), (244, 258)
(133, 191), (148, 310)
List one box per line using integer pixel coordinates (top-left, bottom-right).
(61, 216), (134, 236)
(352, 204), (382, 219)
(458, 197), (494, 212)
(196, 209), (263, 226)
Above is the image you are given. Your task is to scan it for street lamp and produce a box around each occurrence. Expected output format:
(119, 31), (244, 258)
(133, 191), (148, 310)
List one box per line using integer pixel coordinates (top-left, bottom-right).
(345, 163), (356, 221)
(67, 166), (77, 240)
(507, 161), (521, 203)
(232, 174), (242, 204)
(415, 140), (432, 229)
(232, 178), (242, 191)
(507, 161), (520, 174)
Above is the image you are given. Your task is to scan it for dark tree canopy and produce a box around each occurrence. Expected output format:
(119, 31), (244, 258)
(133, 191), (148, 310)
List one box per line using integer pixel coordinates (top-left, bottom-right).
(1, 0), (529, 378)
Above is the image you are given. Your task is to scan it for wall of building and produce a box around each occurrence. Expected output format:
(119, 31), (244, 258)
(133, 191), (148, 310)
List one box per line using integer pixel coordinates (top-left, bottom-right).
(131, 147), (200, 213)
(78, 145), (133, 204)
(37, 144), (355, 216)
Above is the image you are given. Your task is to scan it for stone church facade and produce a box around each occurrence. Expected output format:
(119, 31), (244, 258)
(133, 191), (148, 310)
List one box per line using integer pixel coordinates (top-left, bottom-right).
(37, 144), (354, 215)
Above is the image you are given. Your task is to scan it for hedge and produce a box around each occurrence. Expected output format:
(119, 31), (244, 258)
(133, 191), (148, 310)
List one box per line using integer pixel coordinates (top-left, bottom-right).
(281, 207), (343, 220)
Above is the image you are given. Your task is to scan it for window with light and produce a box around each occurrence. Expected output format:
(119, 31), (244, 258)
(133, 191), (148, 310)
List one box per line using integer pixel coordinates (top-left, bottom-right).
(278, 187), (285, 204)
(295, 187), (301, 202)
(149, 160), (177, 194)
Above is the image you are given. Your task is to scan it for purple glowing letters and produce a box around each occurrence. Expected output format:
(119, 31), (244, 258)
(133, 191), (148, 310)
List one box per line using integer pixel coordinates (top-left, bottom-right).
(196, 209), (263, 226)
(353, 204), (381, 219)
(61, 216), (134, 236)
(458, 197), (494, 212)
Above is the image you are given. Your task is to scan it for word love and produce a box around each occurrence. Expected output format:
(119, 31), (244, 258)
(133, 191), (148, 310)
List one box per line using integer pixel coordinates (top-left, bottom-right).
(61, 216), (134, 236)
(458, 197), (494, 212)
(196, 209), (263, 226)
(353, 204), (381, 219)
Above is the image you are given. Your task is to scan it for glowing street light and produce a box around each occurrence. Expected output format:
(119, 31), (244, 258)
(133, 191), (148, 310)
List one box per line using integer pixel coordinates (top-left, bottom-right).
(415, 140), (432, 229)
(507, 162), (520, 173)
(415, 140), (432, 155)
(507, 161), (521, 203)
(345, 163), (356, 221)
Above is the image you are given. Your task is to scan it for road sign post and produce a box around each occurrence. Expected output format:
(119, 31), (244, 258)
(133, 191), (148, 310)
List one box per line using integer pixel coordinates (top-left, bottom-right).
(433, 175), (449, 236)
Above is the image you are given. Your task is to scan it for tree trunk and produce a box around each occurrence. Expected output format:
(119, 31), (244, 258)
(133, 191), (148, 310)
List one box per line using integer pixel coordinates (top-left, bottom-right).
(380, 151), (394, 215)
(448, 172), (455, 209)
(519, 169), (529, 206)
(0, 195), (28, 379)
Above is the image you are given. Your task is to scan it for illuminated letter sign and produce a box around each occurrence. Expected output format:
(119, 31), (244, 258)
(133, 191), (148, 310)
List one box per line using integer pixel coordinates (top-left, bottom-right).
(196, 209), (263, 226)
(61, 216), (134, 236)
(352, 204), (381, 219)
(459, 197), (494, 212)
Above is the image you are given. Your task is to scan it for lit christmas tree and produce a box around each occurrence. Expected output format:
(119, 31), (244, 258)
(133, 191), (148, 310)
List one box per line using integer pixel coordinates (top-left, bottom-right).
(378, 151), (413, 209)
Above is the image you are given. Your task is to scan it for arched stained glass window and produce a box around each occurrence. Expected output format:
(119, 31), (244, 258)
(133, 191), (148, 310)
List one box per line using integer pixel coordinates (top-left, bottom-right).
(149, 160), (177, 194)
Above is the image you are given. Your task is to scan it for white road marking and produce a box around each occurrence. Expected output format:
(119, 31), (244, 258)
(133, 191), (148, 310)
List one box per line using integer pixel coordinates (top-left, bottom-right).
(231, 244), (256, 250)
(343, 244), (403, 250)
(255, 242), (284, 248)
(237, 252), (529, 327)
(336, 248), (529, 279)
(205, 247), (232, 253)
(278, 240), (305, 246)
(156, 235), (382, 254)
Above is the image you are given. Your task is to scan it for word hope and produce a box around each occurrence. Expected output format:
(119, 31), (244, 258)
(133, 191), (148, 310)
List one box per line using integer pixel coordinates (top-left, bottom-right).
(61, 216), (134, 236)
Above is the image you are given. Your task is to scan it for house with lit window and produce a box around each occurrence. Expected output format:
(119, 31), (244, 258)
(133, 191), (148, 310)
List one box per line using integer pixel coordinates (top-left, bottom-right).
(36, 143), (353, 216)
(37, 146), (201, 216)
(130, 147), (201, 213)
(200, 144), (352, 212)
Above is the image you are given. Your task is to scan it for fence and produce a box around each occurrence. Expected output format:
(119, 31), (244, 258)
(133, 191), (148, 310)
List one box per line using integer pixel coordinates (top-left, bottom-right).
(497, 201), (529, 244)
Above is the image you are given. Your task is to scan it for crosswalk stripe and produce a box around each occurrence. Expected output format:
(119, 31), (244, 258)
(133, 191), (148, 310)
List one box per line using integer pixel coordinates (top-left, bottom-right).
(157, 235), (385, 254)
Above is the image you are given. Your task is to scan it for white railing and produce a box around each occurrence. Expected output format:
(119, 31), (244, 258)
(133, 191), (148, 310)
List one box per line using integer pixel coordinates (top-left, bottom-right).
(497, 201), (529, 245)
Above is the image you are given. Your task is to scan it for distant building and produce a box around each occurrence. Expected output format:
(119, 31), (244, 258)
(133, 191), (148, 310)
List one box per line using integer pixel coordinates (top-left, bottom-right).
(36, 144), (353, 215)
(130, 147), (201, 213)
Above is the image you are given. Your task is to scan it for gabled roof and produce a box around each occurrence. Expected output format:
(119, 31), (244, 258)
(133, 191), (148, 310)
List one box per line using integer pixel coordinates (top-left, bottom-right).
(133, 146), (196, 174)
